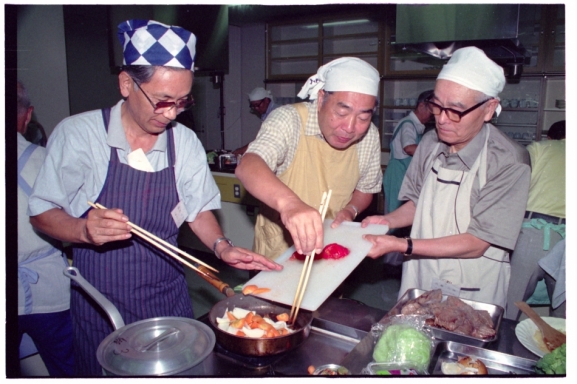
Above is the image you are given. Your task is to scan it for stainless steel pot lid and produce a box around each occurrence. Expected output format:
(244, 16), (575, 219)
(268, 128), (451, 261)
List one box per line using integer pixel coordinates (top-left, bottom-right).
(97, 317), (215, 376)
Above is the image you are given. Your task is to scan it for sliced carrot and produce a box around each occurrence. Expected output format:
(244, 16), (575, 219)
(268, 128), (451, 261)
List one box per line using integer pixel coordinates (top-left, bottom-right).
(236, 331), (246, 337)
(226, 311), (237, 321)
(245, 311), (254, 324)
(280, 328), (289, 335)
(242, 285), (258, 295)
(230, 318), (245, 329)
(251, 314), (264, 323)
(276, 313), (289, 322)
(251, 287), (271, 295)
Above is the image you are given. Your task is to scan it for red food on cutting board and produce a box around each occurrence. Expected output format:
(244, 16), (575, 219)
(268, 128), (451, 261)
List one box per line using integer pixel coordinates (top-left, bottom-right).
(291, 243), (350, 261)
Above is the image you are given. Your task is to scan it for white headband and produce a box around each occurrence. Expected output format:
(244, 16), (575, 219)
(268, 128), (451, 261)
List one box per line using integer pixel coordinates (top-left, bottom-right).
(437, 47), (505, 116)
(297, 57), (380, 100)
(248, 87), (272, 102)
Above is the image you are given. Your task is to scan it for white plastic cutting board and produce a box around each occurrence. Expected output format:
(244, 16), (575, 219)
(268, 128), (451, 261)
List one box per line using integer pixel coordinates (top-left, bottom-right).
(244, 220), (389, 312)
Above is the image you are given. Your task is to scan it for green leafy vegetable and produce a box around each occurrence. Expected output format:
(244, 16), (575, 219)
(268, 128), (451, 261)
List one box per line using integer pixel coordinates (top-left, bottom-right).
(535, 343), (566, 375)
(372, 324), (431, 370)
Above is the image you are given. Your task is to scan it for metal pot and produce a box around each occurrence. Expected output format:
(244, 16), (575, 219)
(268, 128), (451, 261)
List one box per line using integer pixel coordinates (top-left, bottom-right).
(63, 266), (215, 376)
(197, 266), (313, 356)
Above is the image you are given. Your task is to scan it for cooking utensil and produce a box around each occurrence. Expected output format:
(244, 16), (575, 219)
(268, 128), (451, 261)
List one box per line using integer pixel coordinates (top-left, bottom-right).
(514, 301), (566, 352)
(63, 266), (215, 376)
(244, 219), (389, 312)
(387, 289), (503, 347)
(427, 341), (537, 375)
(208, 293), (313, 356)
(290, 189), (332, 324)
(515, 316), (565, 357)
(88, 201), (218, 274)
(195, 268), (313, 356)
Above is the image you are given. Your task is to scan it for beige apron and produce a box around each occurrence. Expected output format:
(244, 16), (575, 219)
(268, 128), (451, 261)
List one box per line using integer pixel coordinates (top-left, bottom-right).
(399, 128), (510, 308)
(253, 103), (360, 260)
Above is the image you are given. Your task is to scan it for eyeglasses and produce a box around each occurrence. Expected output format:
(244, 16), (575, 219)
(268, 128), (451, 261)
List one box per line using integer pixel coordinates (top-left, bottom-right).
(133, 79), (194, 113)
(249, 99), (265, 110)
(426, 98), (493, 123)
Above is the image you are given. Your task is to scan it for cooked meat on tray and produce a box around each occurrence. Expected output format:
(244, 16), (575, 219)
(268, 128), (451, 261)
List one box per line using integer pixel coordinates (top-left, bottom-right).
(401, 289), (496, 339)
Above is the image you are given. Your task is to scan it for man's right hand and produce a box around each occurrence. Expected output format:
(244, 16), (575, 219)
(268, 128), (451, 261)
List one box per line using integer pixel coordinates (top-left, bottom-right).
(279, 199), (324, 256)
(83, 207), (132, 246)
(30, 207), (132, 246)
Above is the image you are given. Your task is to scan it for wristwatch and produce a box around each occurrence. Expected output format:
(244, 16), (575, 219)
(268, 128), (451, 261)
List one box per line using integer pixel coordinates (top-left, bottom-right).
(213, 237), (234, 259)
(404, 237), (413, 256)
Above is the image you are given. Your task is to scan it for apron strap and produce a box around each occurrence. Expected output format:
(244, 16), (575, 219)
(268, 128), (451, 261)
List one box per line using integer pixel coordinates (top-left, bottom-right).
(293, 102), (309, 132)
(18, 143), (40, 197)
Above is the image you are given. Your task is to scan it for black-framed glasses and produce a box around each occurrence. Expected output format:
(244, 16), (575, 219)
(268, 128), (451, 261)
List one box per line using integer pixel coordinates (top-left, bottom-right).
(133, 79), (194, 113)
(426, 98), (493, 123)
(249, 99), (265, 110)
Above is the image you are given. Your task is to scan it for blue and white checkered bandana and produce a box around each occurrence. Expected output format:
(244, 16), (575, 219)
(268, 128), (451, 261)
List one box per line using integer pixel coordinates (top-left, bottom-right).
(118, 19), (196, 71)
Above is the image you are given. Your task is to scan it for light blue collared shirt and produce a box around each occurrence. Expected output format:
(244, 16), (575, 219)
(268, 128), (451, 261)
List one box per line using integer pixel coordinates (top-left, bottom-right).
(28, 100), (221, 222)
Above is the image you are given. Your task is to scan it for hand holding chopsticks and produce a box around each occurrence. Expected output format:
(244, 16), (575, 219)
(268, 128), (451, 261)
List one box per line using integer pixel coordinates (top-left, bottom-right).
(289, 190), (332, 324)
(87, 201), (219, 274)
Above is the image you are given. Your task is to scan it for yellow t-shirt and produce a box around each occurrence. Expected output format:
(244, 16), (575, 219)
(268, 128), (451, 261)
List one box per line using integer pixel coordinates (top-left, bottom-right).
(526, 139), (565, 218)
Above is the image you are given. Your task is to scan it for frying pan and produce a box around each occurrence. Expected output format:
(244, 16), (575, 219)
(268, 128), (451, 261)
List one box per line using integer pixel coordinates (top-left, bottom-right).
(197, 266), (313, 356)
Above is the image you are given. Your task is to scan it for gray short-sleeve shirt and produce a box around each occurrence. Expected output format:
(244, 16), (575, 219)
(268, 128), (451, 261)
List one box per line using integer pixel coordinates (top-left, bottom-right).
(399, 124), (531, 250)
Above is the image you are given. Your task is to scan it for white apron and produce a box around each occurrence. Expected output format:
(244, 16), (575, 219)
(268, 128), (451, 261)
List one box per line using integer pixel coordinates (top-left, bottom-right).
(398, 128), (510, 308)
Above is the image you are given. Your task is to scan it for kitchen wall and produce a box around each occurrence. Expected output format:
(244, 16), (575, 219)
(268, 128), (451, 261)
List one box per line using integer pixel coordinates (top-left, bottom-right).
(16, 5), (70, 138)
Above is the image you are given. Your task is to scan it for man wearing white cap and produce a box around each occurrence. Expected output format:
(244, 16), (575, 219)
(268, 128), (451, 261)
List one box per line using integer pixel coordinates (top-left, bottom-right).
(28, 19), (281, 376)
(233, 87), (279, 155)
(362, 47), (531, 308)
(236, 57), (383, 260)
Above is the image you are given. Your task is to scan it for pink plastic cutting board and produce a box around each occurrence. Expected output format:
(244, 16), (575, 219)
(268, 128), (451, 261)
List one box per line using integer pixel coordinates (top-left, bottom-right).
(243, 220), (389, 312)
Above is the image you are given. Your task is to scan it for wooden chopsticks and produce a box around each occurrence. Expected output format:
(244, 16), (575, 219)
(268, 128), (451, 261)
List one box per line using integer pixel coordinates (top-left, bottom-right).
(87, 201), (219, 274)
(289, 190), (332, 325)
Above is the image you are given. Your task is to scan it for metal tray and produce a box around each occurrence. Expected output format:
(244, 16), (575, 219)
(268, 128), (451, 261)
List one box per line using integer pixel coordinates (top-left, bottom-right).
(428, 341), (537, 375)
(386, 289), (504, 347)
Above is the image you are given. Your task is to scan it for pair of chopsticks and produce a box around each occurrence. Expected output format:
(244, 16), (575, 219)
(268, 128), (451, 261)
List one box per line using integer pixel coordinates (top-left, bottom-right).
(87, 201), (219, 276)
(289, 190), (332, 324)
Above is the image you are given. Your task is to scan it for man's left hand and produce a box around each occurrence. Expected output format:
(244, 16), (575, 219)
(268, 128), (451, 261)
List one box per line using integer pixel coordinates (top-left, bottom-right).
(220, 246), (283, 271)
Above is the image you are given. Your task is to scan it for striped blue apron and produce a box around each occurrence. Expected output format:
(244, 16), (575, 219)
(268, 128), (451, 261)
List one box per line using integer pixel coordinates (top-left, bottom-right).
(71, 108), (193, 376)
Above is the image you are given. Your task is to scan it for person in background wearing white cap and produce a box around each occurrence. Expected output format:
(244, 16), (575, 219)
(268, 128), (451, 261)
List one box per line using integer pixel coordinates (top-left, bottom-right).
(236, 57), (383, 260)
(28, 19), (281, 376)
(232, 87), (279, 155)
(362, 47), (531, 308)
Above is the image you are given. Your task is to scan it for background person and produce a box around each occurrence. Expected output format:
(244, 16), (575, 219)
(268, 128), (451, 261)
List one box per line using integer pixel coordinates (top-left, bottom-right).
(236, 57), (383, 260)
(505, 120), (565, 320)
(383, 89), (433, 215)
(28, 19), (280, 376)
(17, 80), (74, 377)
(362, 47), (531, 308)
(233, 87), (279, 155)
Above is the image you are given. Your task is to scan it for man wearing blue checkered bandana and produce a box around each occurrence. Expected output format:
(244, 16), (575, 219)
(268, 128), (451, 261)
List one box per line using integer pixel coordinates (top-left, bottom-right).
(29, 19), (281, 376)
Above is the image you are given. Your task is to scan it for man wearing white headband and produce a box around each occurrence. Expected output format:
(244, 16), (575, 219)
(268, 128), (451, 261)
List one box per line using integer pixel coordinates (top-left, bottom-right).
(28, 19), (280, 375)
(363, 47), (531, 308)
(236, 57), (383, 260)
(233, 87), (280, 155)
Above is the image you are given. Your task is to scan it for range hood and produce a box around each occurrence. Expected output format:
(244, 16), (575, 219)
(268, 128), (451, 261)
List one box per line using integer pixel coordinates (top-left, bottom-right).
(395, 4), (528, 82)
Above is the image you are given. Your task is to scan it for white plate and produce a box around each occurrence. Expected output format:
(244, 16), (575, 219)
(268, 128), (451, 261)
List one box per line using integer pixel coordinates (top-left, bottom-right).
(514, 317), (566, 357)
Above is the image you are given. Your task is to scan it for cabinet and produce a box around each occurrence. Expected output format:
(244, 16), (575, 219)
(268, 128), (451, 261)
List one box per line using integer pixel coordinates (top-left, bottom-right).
(267, 15), (382, 80)
(518, 4), (565, 74)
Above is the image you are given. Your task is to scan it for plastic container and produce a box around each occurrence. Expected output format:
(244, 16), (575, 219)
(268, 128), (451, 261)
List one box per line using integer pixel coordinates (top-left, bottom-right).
(312, 364), (350, 375)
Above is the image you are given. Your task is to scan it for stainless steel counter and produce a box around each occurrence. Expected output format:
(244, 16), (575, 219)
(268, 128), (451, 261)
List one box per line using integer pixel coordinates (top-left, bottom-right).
(173, 296), (538, 376)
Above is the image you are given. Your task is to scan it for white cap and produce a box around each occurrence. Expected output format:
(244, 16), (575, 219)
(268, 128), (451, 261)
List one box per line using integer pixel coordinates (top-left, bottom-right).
(437, 47), (505, 98)
(297, 57), (380, 100)
(248, 87), (272, 102)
